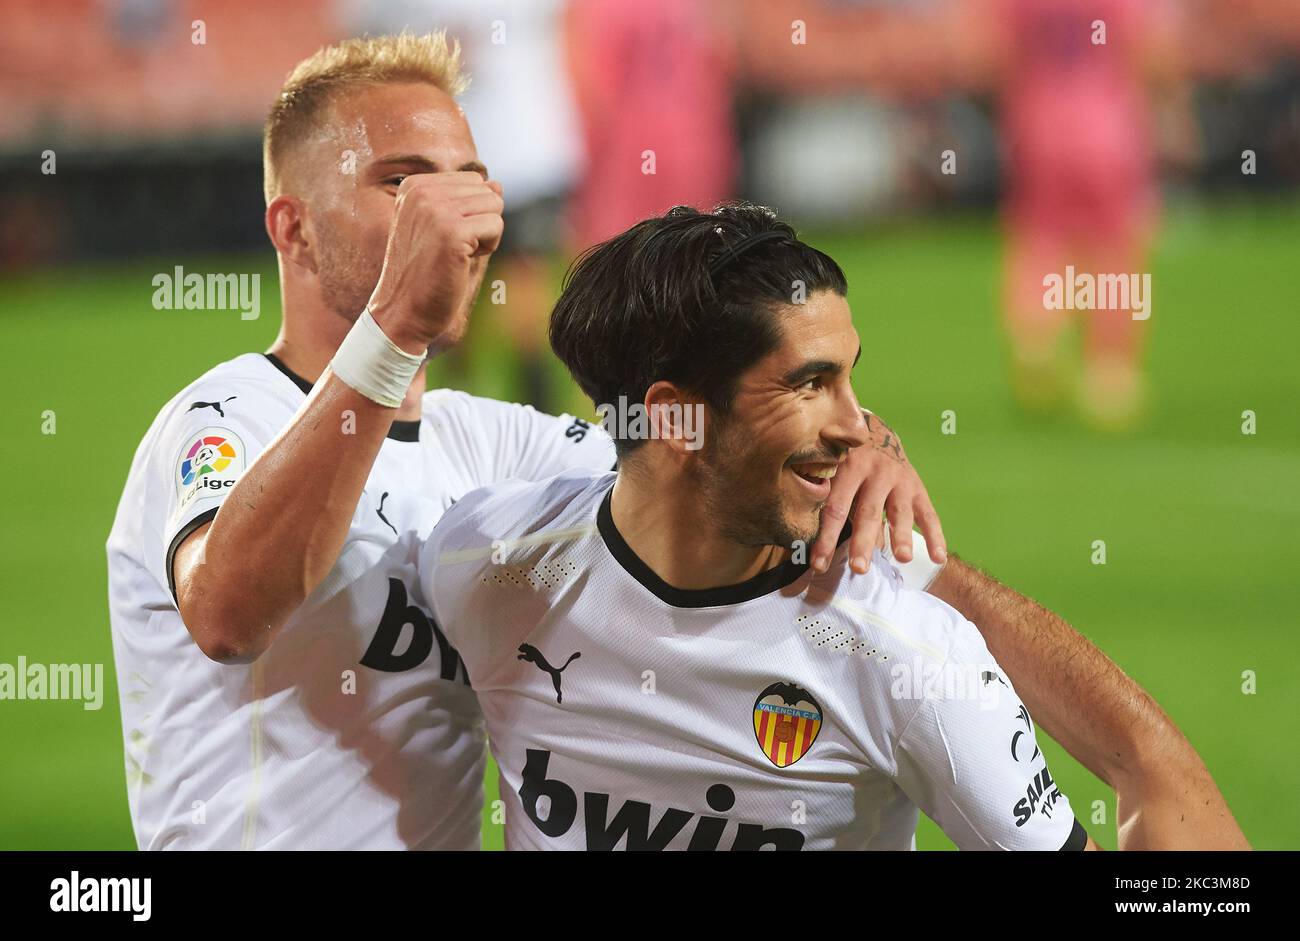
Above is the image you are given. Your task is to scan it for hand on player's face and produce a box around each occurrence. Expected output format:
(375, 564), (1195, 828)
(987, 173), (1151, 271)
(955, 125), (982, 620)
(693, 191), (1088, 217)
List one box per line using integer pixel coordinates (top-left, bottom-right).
(365, 171), (504, 354)
(705, 292), (869, 549)
(304, 83), (501, 347)
(807, 412), (947, 575)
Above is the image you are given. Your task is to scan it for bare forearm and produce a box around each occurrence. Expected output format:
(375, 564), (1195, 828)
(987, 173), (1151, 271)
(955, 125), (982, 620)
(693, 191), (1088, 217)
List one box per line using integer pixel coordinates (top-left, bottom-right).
(928, 556), (1249, 849)
(1114, 756), (1250, 850)
(178, 372), (396, 656)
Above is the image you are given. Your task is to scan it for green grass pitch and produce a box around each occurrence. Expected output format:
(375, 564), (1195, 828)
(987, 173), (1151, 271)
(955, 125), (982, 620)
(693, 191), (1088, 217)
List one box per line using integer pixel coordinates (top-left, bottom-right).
(1, 199), (1296, 850)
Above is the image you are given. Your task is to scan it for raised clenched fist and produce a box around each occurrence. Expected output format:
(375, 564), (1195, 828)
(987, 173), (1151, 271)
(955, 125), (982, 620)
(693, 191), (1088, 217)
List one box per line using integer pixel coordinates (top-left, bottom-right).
(366, 171), (504, 356)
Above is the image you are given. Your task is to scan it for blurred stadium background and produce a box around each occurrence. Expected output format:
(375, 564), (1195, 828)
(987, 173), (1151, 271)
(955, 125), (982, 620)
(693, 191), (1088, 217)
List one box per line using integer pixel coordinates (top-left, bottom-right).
(1, 0), (1298, 850)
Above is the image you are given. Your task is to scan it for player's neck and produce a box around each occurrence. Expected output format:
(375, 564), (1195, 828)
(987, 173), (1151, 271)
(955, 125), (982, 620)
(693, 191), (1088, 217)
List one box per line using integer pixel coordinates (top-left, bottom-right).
(609, 474), (788, 591)
(268, 311), (427, 421)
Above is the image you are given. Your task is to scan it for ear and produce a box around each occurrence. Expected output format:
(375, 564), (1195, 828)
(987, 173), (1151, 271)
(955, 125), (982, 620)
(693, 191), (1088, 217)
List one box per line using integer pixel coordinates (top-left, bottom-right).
(265, 195), (317, 273)
(643, 381), (707, 457)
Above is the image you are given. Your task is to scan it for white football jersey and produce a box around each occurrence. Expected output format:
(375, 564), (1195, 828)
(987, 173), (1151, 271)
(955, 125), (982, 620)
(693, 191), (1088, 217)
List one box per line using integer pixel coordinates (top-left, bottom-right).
(106, 352), (614, 849)
(420, 472), (1087, 851)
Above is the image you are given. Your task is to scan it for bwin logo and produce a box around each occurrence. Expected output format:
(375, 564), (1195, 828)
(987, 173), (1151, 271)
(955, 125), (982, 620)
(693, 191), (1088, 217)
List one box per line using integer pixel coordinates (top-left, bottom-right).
(518, 748), (806, 850)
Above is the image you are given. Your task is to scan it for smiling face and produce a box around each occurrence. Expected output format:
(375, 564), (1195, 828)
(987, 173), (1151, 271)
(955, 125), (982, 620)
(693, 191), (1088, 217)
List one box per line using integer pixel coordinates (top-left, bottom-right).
(284, 81), (486, 321)
(693, 290), (869, 549)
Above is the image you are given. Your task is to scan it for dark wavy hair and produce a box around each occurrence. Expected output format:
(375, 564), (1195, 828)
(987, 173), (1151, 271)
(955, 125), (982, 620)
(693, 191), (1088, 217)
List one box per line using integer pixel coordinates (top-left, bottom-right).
(549, 202), (848, 457)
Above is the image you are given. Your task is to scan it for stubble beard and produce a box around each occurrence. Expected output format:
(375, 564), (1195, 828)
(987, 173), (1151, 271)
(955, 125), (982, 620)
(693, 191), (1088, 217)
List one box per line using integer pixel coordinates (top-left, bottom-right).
(315, 218), (384, 324)
(695, 420), (820, 554)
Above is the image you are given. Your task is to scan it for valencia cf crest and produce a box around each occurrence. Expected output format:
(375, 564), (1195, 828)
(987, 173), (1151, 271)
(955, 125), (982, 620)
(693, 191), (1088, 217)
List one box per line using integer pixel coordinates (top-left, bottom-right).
(753, 682), (823, 768)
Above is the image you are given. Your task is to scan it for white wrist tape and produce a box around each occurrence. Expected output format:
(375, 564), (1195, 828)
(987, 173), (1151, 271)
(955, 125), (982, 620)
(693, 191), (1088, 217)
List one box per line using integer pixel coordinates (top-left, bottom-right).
(329, 308), (424, 408)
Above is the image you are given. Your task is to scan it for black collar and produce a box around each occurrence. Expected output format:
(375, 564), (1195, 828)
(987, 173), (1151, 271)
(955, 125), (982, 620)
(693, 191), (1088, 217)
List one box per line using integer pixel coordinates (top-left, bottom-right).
(596, 487), (851, 608)
(263, 352), (421, 442)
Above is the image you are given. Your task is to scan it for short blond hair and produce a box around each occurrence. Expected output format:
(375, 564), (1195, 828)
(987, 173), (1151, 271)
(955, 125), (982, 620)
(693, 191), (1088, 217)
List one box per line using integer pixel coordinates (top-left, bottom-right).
(263, 31), (469, 203)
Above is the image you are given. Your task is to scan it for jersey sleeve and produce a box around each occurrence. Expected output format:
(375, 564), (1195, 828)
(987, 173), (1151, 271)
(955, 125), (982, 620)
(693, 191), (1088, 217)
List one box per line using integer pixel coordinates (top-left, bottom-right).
(890, 601), (1087, 851)
(455, 393), (616, 485)
(150, 387), (291, 600)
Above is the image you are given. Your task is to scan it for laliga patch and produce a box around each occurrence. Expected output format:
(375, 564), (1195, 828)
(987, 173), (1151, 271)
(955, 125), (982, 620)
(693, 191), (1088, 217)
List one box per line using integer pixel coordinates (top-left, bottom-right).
(175, 426), (245, 511)
(753, 681), (823, 768)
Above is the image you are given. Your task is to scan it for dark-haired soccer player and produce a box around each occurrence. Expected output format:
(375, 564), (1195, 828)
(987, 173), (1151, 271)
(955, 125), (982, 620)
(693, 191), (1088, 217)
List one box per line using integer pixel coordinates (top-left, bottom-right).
(417, 203), (1247, 850)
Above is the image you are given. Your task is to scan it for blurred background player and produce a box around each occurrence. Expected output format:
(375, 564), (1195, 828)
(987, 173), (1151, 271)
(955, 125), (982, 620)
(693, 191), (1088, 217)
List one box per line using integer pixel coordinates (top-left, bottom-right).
(564, 0), (738, 251)
(341, 0), (582, 413)
(743, 0), (1178, 431)
(976, 0), (1183, 430)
